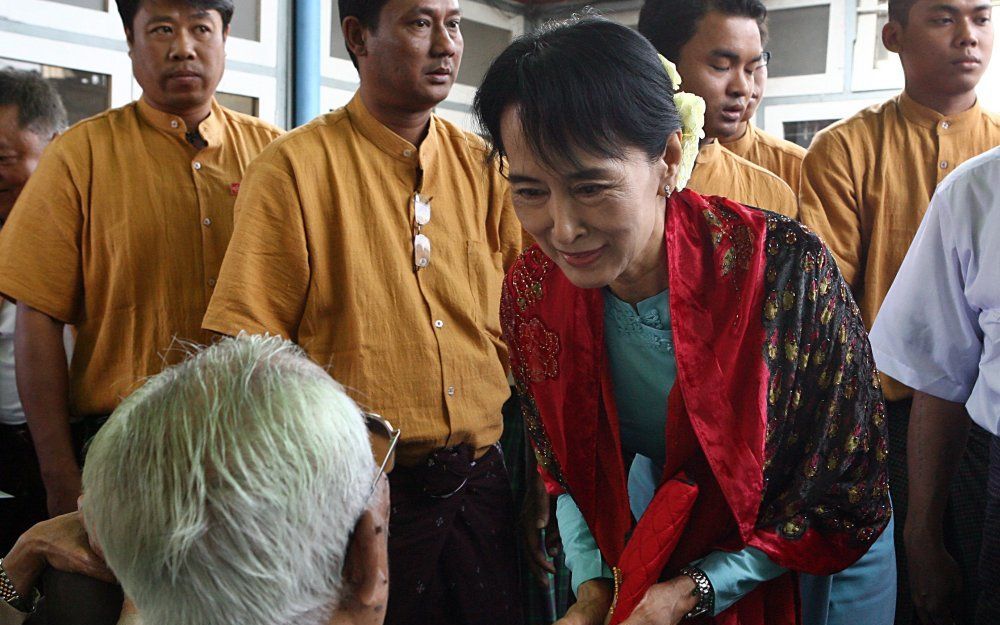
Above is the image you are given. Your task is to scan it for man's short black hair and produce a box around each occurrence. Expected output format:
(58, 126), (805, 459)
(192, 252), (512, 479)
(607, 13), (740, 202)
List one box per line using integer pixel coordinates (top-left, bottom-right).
(638, 0), (768, 63)
(887, 0), (917, 25)
(114, 0), (235, 32)
(0, 68), (68, 137)
(338, 0), (394, 68)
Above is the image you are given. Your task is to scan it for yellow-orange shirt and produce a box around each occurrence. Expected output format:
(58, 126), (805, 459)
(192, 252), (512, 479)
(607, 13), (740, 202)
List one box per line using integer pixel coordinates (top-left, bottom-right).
(800, 92), (1000, 400)
(203, 94), (522, 465)
(688, 140), (798, 219)
(0, 98), (282, 417)
(722, 124), (807, 195)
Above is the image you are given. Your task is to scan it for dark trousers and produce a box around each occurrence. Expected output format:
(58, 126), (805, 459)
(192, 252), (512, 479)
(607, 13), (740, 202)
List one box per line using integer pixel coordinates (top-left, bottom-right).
(976, 435), (1000, 624)
(385, 444), (523, 625)
(0, 415), (108, 552)
(887, 399), (990, 625)
(0, 422), (47, 553)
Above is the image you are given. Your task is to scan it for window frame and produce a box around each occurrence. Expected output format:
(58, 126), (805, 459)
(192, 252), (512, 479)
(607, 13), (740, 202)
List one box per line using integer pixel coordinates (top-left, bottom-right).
(762, 0), (846, 97)
(1, 0), (280, 125)
(850, 0), (904, 92)
(1, 0), (278, 63)
(0, 32), (132, 109)
(761, 98), (885, 143)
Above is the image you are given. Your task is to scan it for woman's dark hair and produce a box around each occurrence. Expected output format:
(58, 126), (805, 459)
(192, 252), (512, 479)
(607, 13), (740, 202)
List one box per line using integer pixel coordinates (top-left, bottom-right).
(114, 0), (235, 32)
(473, 15), (681, 172)
(638, 0), (768, 63)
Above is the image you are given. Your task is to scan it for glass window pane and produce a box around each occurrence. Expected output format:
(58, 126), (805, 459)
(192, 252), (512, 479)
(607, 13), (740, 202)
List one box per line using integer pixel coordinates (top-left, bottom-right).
(48, 0), (106, 9)
(216, 92), (259, 117)
(456, 21), (512, 87)
(874, 11), (893, 66)
(766, 6), (830, 78)
(230, 0), (261, 42)
(782, 119), (838, 149)
(0, 58), (111, 125)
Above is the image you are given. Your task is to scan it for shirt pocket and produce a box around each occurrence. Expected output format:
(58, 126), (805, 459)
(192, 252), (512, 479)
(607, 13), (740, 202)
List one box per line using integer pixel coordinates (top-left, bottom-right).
(466, 240), (504, 337)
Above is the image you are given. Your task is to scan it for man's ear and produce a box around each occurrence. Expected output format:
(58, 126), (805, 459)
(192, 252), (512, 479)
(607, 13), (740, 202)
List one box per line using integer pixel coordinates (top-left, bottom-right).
(342, 509), (389, 610)
(882, 20), (903, 54)
(343, 17), (368, 59)
(222, 23), (230, 42)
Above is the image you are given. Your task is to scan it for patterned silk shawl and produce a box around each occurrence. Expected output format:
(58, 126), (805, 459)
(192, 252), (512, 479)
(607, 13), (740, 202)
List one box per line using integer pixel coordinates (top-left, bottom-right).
(501, 189), (891, 624)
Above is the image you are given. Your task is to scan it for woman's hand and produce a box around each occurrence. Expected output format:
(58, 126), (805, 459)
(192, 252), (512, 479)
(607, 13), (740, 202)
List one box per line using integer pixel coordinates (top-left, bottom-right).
(522, 469), (561, 586)
(554, 579), (613, 625)
(618, 575), (700, 625)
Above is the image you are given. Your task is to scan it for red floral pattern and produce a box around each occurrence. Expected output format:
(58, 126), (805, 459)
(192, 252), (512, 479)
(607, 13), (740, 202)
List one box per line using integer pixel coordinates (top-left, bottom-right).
(517, 317), (560, 383)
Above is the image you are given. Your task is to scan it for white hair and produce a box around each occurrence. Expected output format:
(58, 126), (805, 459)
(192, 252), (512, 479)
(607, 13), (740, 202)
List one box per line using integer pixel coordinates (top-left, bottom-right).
(82, 334), (374, 625)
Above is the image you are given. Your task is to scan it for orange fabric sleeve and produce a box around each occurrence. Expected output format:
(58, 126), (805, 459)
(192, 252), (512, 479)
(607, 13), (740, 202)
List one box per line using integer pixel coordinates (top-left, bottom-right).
(799, 129), (863, 291)
(203, 155), (310, 340)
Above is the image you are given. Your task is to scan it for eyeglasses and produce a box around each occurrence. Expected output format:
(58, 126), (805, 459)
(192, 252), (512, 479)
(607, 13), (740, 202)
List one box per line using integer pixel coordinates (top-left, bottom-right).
(413, 193), (432, 270)
(363, 411), (400, 497)
(756, 51), (771, 71)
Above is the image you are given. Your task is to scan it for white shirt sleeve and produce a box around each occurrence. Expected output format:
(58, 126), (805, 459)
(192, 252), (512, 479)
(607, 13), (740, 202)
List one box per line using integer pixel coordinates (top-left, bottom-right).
(869, 177), (982, 404)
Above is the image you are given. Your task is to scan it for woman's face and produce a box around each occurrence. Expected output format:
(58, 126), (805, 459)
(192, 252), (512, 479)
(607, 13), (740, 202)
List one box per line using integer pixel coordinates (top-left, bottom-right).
(500, 106), (681, 293)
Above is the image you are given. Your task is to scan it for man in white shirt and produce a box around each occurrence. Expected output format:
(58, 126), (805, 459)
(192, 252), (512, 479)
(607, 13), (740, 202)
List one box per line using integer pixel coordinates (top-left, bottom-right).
(0, 68), (67, 553)
(870, 145), (1000, 625)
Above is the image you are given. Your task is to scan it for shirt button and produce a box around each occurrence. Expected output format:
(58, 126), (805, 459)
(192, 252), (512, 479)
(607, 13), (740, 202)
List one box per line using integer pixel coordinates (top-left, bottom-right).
(202, 218), (212, 226)
(403, 149), (413, 157)
(208, 277), (217, 287)
(170, 120), (179, 129)
(941, 121), (951, 129)
(434, 319), (444, 328)
(940, 161), (949, 169)
(193, 162), (202, 170)
(447, 386), (456, 397)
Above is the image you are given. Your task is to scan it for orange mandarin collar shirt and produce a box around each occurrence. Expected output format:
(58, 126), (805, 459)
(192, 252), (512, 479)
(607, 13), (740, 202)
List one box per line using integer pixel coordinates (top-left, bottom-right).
(799, 92), (1000, 400)
(687, 139), (799, 219)
(203, 93), (523, 465)
(722, 123), (807, 196)
(0, 97), (282, 417)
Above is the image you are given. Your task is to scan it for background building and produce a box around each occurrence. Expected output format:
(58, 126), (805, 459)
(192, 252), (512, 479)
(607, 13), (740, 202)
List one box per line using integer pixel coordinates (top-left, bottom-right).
(1, 0), (997, 145)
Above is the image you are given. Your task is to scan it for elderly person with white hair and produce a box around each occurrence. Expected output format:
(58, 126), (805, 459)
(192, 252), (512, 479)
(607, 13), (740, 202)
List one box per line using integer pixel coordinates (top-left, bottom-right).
(1, 334), (396, 625)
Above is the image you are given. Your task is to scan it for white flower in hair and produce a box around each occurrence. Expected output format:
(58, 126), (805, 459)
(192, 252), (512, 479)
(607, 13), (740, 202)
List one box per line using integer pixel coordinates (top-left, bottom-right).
(658, 55), (705, 191)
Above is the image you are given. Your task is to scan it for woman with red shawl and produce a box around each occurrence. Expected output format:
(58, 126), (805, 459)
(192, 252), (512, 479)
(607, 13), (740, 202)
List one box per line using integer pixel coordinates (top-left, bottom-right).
(473, 16), (892, 625)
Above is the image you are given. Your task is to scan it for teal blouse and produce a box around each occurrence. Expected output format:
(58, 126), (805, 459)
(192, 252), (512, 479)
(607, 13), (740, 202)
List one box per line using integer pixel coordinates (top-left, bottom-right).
(555, 288), (785, 614)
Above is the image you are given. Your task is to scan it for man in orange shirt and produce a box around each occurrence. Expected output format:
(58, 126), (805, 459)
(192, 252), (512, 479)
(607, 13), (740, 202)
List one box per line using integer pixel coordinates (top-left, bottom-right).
(0, 0), (281, 518)
(638, 0), (797, 218)
(799, 1), (998, 622)
(203, 0), (522, 622)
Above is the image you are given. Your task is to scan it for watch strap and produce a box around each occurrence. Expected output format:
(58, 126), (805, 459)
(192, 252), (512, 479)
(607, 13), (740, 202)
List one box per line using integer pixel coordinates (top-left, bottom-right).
(679, 565), (715, 619)
(0, 558), (39, 614)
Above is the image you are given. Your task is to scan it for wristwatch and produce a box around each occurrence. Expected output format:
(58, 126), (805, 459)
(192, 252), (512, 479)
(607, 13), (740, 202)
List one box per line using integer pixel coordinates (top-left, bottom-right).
(0, 558), (40, 614)
(679, 565), (715, 619)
